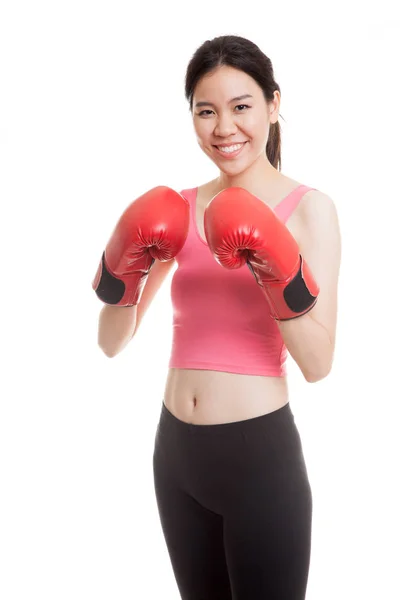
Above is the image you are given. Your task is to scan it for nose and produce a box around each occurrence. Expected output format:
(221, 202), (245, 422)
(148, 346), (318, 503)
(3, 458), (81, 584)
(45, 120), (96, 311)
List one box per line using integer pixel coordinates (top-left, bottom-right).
(214, 112), (238, 138)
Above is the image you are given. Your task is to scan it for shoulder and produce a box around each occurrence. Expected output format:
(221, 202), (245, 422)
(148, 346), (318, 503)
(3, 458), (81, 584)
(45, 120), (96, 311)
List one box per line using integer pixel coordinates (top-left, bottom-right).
(298, 188), (339, 224)
(294, 188), (340, 245)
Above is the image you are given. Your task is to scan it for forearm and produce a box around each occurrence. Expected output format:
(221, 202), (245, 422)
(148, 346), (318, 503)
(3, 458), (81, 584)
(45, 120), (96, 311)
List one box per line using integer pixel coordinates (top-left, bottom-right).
(277, 311), (334, 382)
(97, 304), (137, 358)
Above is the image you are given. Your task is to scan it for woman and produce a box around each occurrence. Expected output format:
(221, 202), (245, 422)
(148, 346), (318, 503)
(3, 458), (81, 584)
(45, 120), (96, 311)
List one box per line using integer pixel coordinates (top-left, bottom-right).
(94, 35), (341, 600)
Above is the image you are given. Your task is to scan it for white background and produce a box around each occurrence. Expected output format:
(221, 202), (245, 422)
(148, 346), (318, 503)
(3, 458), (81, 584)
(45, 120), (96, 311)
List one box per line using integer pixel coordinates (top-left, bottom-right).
(1, 1), (399, 598)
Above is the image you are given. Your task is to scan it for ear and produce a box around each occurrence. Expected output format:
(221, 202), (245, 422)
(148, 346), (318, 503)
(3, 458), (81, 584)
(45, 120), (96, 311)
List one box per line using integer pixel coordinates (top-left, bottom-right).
(269, 90), (281, 124)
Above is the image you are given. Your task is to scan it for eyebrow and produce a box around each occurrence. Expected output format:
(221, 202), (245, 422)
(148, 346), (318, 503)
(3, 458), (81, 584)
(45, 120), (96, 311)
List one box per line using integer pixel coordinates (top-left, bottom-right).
(194, 94), (253, 109)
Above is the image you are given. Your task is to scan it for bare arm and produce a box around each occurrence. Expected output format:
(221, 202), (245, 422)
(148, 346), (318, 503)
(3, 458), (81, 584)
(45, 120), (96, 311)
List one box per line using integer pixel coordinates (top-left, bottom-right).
(277, 191), (342, 382)
(97, 259), (176, 357)
(97, 304), (137, 358)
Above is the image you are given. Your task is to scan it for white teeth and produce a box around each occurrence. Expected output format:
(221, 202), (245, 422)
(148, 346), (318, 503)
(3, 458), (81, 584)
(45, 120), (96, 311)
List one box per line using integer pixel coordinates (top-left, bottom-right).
(217, 143), (244, 153)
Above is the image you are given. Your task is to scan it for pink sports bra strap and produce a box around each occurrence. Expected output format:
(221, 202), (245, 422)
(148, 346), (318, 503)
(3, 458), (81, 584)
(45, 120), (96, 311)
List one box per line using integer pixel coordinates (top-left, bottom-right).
(275, 185), (317, 223)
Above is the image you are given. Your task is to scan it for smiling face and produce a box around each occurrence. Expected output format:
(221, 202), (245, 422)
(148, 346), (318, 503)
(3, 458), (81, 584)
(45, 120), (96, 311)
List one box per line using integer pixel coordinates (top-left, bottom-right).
(192, 65), (280, 176)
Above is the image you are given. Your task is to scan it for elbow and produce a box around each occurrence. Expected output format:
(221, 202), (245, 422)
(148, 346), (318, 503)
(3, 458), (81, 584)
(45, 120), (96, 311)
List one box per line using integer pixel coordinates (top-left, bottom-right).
(300, 328), (336, 383)
(100, 345), (117, 358)
(303, 359), (333, 383)
(304, 370), (329, 383)
(98, 341), (120, 358)
(98, 332), (135, 358)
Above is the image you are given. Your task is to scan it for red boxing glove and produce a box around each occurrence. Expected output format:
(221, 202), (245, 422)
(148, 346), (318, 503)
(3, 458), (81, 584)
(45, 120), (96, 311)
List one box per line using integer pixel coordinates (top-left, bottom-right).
(92, 186), (189, 306)
(204, 187), (319, 320)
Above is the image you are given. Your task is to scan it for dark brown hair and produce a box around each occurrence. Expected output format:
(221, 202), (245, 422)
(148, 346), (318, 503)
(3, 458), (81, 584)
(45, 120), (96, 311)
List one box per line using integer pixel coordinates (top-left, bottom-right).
(185, 35), (284, 171)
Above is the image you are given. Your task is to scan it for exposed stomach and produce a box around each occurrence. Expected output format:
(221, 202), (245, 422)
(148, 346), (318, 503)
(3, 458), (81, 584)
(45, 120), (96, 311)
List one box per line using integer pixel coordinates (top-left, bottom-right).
(163, 368), (289, 425)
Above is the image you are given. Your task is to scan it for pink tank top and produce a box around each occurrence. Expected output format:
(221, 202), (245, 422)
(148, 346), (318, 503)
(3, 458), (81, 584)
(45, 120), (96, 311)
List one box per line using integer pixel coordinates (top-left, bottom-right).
(168, 184), (316, 376)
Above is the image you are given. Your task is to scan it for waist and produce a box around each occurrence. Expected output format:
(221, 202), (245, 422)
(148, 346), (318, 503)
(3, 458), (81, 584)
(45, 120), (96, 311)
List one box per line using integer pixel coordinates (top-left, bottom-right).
(163, 367), (289, 425)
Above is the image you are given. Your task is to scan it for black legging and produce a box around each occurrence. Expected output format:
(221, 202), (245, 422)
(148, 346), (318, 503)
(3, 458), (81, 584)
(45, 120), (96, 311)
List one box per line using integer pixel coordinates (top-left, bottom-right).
(153, 400), (313, 600)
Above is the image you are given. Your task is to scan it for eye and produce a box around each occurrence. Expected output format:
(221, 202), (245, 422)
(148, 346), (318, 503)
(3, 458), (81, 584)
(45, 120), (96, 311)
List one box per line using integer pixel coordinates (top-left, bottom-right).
(235, 104), (250, 111)
(197, 109), (214, 117)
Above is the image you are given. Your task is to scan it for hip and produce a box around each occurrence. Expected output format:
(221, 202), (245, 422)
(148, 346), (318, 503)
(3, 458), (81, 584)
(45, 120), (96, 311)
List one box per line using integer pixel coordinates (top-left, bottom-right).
(153, 398), (311, 515)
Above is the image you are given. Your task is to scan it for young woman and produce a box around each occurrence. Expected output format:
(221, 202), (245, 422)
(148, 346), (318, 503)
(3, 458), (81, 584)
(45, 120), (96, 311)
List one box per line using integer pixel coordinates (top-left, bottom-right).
(93, 35), (341, 600)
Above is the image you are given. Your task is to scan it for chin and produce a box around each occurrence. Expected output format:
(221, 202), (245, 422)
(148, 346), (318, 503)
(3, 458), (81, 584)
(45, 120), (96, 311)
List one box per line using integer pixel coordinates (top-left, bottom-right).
(219, 166), (245, 177)
(219, 160), (252, 177)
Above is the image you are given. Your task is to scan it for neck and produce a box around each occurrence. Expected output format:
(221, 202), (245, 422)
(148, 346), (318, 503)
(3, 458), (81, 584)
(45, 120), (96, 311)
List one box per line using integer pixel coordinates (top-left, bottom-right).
(217, 154), (279, 192)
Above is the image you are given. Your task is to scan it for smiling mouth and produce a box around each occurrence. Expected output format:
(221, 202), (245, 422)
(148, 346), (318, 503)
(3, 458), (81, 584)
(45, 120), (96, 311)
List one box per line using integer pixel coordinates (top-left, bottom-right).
(213, 142), (248, 155)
